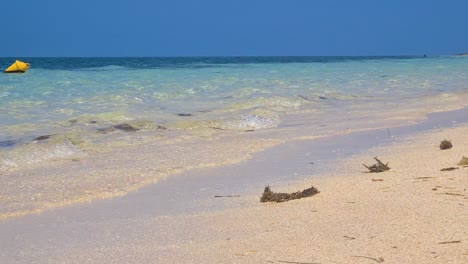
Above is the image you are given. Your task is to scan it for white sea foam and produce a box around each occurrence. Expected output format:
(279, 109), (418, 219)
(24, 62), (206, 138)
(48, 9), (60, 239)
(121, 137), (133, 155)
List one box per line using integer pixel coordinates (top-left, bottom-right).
(216, 114), (279, 130)
(0, 139), (84, 169)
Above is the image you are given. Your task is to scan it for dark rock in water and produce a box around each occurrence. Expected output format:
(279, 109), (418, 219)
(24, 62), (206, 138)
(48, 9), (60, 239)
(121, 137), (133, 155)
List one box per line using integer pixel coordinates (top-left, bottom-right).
(260, 185), (319, 203)
(34, 135), (52, 141)
(89, 120), (98, 124)
(113, 124), (139, 132)
(318, 96), (328, 100)
(439, 139), (452, 150)
(0, 140), (18, 148)
(156, 125), (168, 130)
(97, 123), (140, 133)
(97, 127), (116, 134)
(177, 113), (192, 117)
(69, 119), (78, 124)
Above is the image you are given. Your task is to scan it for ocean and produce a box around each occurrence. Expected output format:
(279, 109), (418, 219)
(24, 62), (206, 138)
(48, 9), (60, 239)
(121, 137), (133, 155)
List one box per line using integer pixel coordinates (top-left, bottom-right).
(1, 56), (467, 219)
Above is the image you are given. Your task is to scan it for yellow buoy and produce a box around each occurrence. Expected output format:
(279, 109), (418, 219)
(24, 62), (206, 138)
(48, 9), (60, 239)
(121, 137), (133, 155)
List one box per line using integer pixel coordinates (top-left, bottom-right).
(4, 60), (30, 73)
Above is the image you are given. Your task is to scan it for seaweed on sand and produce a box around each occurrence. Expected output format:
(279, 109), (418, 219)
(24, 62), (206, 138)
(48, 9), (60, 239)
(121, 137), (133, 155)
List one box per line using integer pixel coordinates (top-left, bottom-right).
(440, 139), (453, 150)
(260, 186), (319, 203)
(457, 156), (468, 166)
(363, 157), (390, 173)
(440, 167), (459, 171)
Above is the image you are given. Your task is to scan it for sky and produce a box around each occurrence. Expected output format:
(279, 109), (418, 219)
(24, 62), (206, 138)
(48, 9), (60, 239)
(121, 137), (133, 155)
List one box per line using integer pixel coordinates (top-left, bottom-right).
(3, 0), (468, 57)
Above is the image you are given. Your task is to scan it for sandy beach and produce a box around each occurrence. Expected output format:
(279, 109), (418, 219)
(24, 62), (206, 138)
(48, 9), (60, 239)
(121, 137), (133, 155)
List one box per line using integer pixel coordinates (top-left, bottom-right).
(0, 108), (467, 264)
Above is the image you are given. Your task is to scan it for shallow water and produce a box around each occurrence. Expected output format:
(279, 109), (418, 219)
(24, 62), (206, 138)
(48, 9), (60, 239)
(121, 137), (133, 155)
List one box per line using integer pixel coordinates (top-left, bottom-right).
(1, 56), (467, 219)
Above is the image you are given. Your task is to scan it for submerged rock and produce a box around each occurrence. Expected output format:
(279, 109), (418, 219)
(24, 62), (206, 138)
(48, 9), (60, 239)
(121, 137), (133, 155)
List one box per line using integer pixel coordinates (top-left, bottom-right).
(34, 135), (52, 141)
(97, 123), (140, 133)
(0, 140), (19, 148)
(113, 124), (139, 132)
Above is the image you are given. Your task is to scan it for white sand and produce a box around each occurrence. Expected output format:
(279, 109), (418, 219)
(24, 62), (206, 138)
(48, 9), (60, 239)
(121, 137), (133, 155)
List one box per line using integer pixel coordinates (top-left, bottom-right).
(0, 120), (468, 263)
(89, 125), (466, 264)
(1, 122), (466, 264)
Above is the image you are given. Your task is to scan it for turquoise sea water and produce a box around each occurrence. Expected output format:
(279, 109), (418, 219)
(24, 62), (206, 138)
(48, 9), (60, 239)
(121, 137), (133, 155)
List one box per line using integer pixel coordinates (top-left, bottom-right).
(1, 56), (468, 154)
(1, 56), (468, 218)
(1, 56), (468, 151)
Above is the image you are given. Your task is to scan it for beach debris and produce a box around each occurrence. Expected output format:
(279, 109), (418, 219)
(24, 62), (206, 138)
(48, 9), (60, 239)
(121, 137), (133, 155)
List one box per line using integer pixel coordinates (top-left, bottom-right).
(260, 185), (319, 203)
(351, 256), (384, 263)
(440, 167), (459, 171)
(343, 235), (356, 240)
(177, 113), (192, 117)
(363, 157), (390, 173)
(457, 156), (468, 166)
(214, 195), (240, 198)
(277, 260), (321, 264)
(441, 192), (465, 197)
(439, 139), (453, 150)
(413, 176), (437, 180)
(372, 178), (384, 182)
(438, 240), (461, 244)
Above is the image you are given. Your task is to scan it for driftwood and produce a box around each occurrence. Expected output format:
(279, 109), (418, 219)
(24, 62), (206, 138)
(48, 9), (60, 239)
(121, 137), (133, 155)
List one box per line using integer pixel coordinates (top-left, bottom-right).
(351, 256), (384, 263)
(438, 240), (461, 244)
(363, 157), (390, 173)
(439, 139), (453, 150)
(260, 186), (319, 203)
(440, 167), (459, 171)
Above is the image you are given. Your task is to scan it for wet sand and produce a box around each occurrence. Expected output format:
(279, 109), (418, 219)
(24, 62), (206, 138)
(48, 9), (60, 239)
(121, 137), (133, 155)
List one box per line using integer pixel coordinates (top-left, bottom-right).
(0, 109), (467, 263)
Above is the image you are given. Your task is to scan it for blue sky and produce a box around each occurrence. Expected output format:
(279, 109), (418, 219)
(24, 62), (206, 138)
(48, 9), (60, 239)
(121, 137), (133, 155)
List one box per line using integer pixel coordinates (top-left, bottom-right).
(3, 0), (467, 57)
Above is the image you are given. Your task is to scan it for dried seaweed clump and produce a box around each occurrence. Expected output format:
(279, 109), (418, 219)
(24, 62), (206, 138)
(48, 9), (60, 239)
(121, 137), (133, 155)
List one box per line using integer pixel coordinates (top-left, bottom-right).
(363, 157), (390, 173)
(440, 167), (459, 171)
(260, 186), (319, 203)
(457, 156), (468, 166)
(440, 139), (453, 150)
